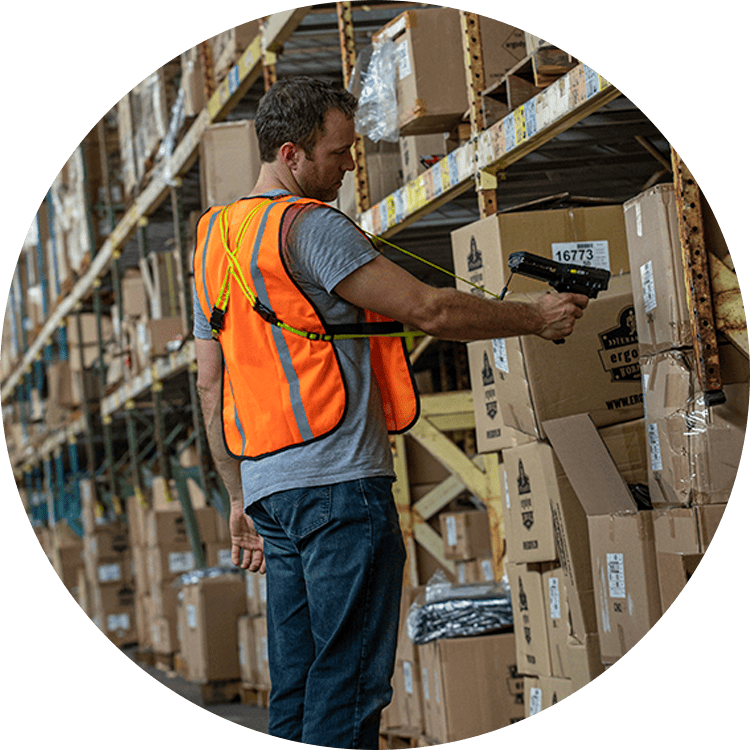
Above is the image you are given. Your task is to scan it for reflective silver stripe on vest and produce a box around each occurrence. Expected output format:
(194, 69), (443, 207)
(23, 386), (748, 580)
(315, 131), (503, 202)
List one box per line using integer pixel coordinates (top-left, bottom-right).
(200, 210), (220, 315)
(250, 200), (314, 442)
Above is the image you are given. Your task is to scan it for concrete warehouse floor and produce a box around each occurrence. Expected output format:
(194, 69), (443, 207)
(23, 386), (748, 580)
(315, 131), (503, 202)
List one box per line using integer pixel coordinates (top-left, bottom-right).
(124, 646), (270, 735)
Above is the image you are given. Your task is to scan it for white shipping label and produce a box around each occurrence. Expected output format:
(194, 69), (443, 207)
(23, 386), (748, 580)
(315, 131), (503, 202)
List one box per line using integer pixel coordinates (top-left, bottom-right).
(187, 603), (197, 629)
(396, 40), (412, 80)
(217, 548), (233, 567)
(261, 636), (269, 663)
(647, 423), (663, 471)
(169, 551), (195, 573)
(635, 202), (643, 237)
(445, 516), (458, 547)
(504, 471), (510, 509)
(606, 553), (626, 599)
(107, 613), (131, 632)
(98, 563), (122, 583)
(457, 563), (467, 584)
(422, 668), (430, 701)
(403, 661), (414, 695)
(259, 576), (267, 602)
(492, 338), (509, 374)
(548, 577), (561, 619)
(481, 559), (494, 582)
(238, 642), (247, 667)
(529, 687), (543, 716)
(551, 241), (610, 270)
(640, 261), (657, 312)
(246, 575), (255, 599)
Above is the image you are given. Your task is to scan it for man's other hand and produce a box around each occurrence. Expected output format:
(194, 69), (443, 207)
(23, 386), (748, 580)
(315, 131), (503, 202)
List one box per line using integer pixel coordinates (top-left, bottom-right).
(230, 504), (266, 573)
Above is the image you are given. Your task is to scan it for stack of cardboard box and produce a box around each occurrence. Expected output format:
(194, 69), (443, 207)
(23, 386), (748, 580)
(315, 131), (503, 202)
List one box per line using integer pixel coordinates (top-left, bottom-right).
(176, 571), (248, 686)
(79, 479), (137, 647)
(623, 183), (745, 614)
(238, 571), (270, 691)
(373, 8), (525, 136)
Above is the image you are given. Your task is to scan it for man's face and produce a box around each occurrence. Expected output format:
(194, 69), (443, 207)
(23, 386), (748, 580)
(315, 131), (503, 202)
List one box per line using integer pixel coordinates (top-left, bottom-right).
(291, 108), (356, 202)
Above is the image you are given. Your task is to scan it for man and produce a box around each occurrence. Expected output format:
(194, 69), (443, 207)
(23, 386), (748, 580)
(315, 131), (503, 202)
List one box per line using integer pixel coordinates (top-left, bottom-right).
(193, 76), (587, 749)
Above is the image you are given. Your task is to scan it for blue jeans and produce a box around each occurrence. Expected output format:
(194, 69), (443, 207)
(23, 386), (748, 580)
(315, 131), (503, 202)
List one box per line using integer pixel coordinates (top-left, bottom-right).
(247, 476), (406, 749)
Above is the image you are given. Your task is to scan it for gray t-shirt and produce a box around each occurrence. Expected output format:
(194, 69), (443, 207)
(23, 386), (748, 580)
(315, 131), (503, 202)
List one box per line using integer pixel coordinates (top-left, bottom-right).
(193, 191), (395, 507)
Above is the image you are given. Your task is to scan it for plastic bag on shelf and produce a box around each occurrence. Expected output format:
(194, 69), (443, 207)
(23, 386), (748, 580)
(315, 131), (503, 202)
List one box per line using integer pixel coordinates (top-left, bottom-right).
(406, 570), (514, 645)
(352, 40), (399, 143)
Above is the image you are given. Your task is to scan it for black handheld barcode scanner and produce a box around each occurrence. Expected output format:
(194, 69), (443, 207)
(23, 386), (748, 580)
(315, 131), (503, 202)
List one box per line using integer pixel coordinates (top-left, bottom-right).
(499, 252), (611, 344)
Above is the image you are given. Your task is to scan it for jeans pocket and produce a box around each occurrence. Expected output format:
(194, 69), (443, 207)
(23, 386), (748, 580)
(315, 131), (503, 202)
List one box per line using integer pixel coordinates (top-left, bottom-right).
(268, 485), (333, 540)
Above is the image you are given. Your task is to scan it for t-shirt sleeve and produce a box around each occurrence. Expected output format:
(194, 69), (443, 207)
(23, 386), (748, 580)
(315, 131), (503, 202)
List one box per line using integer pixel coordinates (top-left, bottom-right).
(286, 205), (379, 294)
(192, 283), (214, 340)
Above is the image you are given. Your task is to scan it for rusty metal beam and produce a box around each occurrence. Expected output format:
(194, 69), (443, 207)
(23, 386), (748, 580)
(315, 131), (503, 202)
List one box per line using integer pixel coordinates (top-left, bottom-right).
(336, 1), (370, 213)
(460, 10), (496, 218)
(671, 149), (725, 404)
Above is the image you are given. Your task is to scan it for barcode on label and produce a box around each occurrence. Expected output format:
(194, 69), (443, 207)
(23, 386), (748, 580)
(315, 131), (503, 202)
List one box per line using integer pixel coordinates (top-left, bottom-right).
(492, 338), (509, 373)
(640, 261), (657, 312)
(169, 551), (195, 573)
(647, 423), (663, 471)
(396, 40), (412, 80)
(548, 577), (561, 619)
(445, 516), (458, 547)
(551, 241), (610, 270)
(404, 661), (414, 695)
(529, 687), (542, 715)
(607, 553), (626, 599)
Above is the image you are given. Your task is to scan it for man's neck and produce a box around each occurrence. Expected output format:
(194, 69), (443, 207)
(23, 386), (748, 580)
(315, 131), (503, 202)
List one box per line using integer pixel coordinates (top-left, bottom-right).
(252, 161), (304, 197)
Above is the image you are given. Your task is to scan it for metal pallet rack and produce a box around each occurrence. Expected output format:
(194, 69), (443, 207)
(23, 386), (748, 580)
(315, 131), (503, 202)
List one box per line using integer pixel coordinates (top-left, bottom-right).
(4, 2), (745, 597)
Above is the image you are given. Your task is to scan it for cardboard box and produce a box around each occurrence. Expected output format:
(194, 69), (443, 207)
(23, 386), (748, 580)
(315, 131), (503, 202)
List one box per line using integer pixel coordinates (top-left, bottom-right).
(587, 510), (663, 665)
(524, 675), (574, 717)
(439, 510), (493, 561)
(465, 339), (534, 453)
(253, 614), (271, 689)
(505, 440), (596, 640)
(245, 570), (267, 617)
(542, 566), (569, 677)
(653, 504), (726, 610)
(237, 615), (259, 685)
(388, 658), (425, 734)
(544, 414), (663, 664)
(653, 504), (725, 555)
(655, 551), (702, 614)
(450, 203), (631, 302)
(418, 632), (523, 743)
(145, 506), (222, 549)
(374, 10), (525, 135)
(147, 544), (196, 587)
(495, 276), (643, 438)
(151, 614), (179, 655)
(200, 120), (261, 209)
(598, 418), (649, 487)
(561, 633), (605, 691)
(641, 348), (748, 507)
(180, 573), (247, 683)
(455, 557), (495, 585)
(623, 184), (691, 354)
(506, 562), (553, 677)
(121, 269), (148, 318)
(399, 133), (449, 183)
(502, 443), (558, 563)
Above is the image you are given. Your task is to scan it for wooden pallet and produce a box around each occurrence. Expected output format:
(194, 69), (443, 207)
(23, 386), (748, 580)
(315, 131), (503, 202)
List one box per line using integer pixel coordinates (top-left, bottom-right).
(379, 727), (423, 750)
(199, 679), (242, 706)
(153, 651), (176, 672)
(239, 683), (271, 708)
(132, 647), (156, 667)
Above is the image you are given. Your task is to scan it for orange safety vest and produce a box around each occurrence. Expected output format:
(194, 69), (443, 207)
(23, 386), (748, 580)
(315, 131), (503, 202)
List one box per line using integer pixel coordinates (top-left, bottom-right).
(194, 193), (420, 460)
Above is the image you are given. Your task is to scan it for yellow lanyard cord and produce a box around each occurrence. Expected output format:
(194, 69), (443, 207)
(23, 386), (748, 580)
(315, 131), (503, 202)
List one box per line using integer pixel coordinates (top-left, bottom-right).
(362, 231), (502, 301)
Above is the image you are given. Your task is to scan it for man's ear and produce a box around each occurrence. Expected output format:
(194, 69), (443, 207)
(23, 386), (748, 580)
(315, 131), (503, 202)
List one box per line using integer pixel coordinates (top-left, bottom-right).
(279, 142), (300, 168)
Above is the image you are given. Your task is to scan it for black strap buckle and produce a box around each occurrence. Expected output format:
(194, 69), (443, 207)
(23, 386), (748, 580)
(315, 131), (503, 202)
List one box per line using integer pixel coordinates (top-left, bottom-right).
(210, 306), (226, 336)
(253, 299), (279, 326)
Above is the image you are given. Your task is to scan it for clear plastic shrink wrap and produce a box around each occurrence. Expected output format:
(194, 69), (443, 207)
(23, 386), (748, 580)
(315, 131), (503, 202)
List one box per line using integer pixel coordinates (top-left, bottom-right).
(406, 571), (514, 645)
(351, 41), (400, 143)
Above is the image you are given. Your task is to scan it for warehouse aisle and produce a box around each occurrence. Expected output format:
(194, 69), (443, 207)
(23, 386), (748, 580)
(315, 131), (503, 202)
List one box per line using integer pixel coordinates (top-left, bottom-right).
(124, 647), (270, 734)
